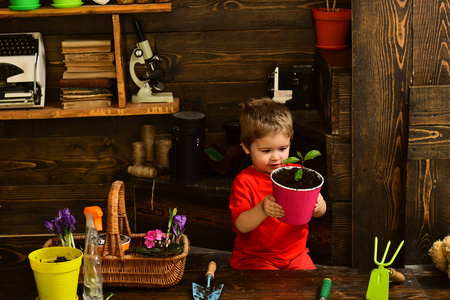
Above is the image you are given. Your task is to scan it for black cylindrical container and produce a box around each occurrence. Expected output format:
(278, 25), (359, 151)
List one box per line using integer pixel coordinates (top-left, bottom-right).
(171, 111), (206, 184)
(223, 121), (241, 146)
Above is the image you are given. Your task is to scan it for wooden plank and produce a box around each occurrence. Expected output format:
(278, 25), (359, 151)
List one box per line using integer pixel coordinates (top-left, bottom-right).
(326, 138), (351, 201)
(0, 183), (135, 235)
(405, 2), (450, 267)
(405, 159), (450, 264)
(332, 202), (352, 266)
(308, 204), (332, 265)
(0, 3), (172, 18)
(0, 256), (449, 300)
(412, 2), (450, 86)
(315, 49), (352, 136)
(0, 99), (179, 120)
(121, 29), (316, 83)
(352, 0), (411, 268)
(0, 136), (130, 184)
(408, 125), (450, 160)
(409, 85), (450, 126)
(131, 0), (352, 33)
(112, 14), (127, 108)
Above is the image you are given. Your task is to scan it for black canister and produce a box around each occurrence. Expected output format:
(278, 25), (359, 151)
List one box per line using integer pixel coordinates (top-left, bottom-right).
(171, 111), (206, 184)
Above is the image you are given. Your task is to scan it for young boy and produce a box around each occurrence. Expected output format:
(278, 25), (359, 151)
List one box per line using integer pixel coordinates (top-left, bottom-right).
(229, 97), (327, 270)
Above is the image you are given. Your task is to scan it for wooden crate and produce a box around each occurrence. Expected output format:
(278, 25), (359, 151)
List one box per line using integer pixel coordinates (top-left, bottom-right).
(315, 49), (352, 137)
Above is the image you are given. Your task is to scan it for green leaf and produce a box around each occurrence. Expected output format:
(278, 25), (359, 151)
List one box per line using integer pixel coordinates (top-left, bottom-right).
(294, 169), (303, 181)
(297, 151), (304, 161)
(304, 150), (322, 161)
(168, 243), (180, 250)
(284, 157), (300, 164)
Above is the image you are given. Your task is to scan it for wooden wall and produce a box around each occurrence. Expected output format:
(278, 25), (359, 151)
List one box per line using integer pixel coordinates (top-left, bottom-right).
(404, 0), (450, 264)
(352, 0), (411, 268)
(0, 0), (351, 266)
(353, 0), (450, 268)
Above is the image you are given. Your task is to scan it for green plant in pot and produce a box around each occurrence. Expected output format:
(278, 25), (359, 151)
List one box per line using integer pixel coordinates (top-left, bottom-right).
(28, 208), (83, 300)
(313, 0), (352, 50)
(270, 150), (324, 225)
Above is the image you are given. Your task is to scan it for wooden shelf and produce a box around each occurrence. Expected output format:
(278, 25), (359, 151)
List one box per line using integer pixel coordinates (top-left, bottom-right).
(0, 98), (179, 120)
(0, 2), (176, 120)
(0, 3), (172, 18)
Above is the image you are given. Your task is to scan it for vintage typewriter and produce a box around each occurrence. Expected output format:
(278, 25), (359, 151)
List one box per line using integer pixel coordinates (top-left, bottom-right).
(0, 32), (45, 109)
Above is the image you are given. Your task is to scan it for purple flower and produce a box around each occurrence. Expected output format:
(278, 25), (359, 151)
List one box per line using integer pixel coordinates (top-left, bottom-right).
(44, 220), (55, 233)
(44, 208), (78, 248)
(171, 215), (186, 238)
(173, 215), (186, 230)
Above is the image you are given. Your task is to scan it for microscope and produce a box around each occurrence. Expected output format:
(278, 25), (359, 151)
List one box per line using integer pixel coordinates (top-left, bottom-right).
(129, 21), (173, 103)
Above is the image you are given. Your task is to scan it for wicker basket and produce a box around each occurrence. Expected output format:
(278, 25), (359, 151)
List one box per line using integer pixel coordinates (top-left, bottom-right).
(44, 180), (189, 288)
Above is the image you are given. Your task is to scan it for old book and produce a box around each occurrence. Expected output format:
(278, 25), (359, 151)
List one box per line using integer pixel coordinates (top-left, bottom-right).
(64, 60), (115, 67)
(63, 71), (117, 79)
(60, 93), (113, 100)
(61, 99), (112, 109)
(59, 78), (115, 88)
(62, 39), (111, 48)
(62, 46), (112, 54)
(64, 52), (115, 62)
(61, 87), (112, 95)
(65, 66), (116, 72)
(61, 40), (112, 54)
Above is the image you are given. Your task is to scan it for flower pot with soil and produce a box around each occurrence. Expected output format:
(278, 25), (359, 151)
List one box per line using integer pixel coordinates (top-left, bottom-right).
(28, 246), (83, 300)
(313, 0), (351, 50)
(98, 233), (131, 255)
(270, 150), (324, 225)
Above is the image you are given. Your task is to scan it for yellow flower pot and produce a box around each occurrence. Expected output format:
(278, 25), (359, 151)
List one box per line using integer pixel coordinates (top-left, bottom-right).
(29, 247), (83, 300)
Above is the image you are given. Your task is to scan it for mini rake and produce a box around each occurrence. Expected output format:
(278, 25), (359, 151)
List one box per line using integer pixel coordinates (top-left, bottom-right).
(366, 236), (405, 300)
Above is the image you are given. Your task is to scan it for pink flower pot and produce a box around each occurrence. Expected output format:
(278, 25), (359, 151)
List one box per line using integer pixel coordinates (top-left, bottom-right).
(271, 167), (324, 225)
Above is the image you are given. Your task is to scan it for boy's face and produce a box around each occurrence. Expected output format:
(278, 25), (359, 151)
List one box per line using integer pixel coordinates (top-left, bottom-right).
(242, 132), (291, 175)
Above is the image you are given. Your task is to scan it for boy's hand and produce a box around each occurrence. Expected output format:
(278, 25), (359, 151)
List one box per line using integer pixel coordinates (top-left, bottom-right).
(262, 195), (285, 219)
(313, 193), (326, 217)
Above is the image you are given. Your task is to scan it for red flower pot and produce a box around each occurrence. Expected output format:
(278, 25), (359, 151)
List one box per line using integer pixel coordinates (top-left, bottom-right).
(313, 8), (352, 50)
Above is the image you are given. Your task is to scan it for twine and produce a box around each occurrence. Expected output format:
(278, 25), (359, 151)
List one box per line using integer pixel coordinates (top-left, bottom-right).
(141, 124), (156, 162)
(131, 141), (145, 165)
(127, 164), (157, 179)
(155, 139), (171, 172)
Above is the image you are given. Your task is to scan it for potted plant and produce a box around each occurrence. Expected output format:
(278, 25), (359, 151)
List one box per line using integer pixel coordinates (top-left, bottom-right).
(28, 208), (83, 300)
(270, 150), (324, 225)
(126, 207), (187, 257)
(313, 0), (352, 50)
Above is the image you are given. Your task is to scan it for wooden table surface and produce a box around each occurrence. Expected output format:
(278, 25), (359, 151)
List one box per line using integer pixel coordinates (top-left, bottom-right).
(1, 261), (449, 299)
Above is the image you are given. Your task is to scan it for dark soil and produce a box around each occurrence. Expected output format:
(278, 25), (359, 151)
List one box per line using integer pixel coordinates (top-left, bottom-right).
(54, 256), (69, 262)
(272, 167), (322, 189)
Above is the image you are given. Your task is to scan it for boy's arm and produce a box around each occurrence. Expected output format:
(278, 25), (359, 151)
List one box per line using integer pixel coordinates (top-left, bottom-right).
(234, 195), (285, 233)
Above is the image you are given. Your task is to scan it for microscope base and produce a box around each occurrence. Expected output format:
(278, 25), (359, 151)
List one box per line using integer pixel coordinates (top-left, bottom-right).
(132, 92), (174, 103)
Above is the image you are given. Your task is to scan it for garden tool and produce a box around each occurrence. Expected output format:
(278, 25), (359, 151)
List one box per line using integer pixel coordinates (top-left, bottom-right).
(318, 278), (332, 300)
(192, 261), (224, 300)
(366, 236), (404, 300)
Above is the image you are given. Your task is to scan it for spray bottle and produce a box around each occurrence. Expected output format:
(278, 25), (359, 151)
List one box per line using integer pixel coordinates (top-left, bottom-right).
(83, 206), (104, 300)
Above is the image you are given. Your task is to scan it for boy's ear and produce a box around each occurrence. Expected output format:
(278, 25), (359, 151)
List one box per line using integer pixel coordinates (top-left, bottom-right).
(241, 143), (250, 154)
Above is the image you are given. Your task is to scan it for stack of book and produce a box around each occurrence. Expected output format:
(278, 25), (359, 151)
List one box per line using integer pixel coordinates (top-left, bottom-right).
(60, 39), (116, 109)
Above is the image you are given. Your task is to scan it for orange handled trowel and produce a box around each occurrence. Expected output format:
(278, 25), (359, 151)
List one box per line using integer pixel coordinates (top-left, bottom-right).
(193, 261), (224, 300)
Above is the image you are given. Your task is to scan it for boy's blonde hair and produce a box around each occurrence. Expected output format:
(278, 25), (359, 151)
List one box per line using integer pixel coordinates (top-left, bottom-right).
(240, 97), (293, 149)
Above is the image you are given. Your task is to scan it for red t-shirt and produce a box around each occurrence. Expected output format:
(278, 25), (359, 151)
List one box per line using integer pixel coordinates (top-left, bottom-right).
(229, 166), (309, 268)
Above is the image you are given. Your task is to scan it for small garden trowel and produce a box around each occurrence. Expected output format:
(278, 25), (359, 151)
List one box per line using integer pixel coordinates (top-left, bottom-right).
(192, 261), (224, 300)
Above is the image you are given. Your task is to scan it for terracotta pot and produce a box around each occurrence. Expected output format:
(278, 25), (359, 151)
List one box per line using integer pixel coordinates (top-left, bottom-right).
(271, 167), (324, 225)
(313, 8), (352, 50)
(98, 233), (130, 255)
